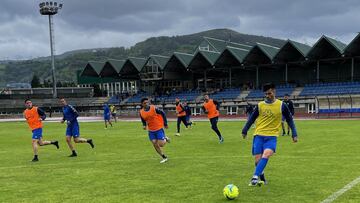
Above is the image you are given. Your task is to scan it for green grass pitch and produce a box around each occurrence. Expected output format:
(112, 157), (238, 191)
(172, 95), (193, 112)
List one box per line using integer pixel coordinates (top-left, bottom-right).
(0, 120), (360, 202)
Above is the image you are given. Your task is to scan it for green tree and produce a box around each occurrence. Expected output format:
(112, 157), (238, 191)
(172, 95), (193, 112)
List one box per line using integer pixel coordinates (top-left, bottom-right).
(31, 75), (41, 88)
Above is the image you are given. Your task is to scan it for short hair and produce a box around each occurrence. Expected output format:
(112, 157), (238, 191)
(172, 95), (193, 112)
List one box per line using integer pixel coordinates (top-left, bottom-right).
(262, 83), (276, 92)
(141, 98), (148, 103)
(24, 98), (31, 103)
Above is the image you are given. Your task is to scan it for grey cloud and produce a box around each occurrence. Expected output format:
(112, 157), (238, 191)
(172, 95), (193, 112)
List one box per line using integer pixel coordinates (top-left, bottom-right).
(0, 0), (360, 59)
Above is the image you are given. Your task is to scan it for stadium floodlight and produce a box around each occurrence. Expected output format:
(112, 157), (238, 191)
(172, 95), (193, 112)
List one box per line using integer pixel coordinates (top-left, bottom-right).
(39, 1), (63, 98)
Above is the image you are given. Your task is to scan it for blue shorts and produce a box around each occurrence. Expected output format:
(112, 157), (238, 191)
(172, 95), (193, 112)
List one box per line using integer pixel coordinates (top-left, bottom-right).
(66, 122), (80, 138)
(252, 135), (277, 155)
(104, 115), (110, 121)
(32, 128), (43, 140)
(148, 129), (166, 141)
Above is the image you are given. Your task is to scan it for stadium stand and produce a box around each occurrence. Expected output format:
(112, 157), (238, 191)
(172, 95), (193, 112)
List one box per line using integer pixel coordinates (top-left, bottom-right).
(126, 92), (152, 103)
(210, 88), (242, 100)
(246, 84), (296, 99)
(300, 81), (360, 96)
(157, 90), (201, 103)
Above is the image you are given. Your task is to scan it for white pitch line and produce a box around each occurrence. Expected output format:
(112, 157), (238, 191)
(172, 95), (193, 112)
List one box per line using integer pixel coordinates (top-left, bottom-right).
(321, 176), (360, 203)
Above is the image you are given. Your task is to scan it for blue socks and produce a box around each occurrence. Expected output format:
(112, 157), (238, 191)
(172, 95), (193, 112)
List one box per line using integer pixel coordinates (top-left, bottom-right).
(254, 158), (269, 176)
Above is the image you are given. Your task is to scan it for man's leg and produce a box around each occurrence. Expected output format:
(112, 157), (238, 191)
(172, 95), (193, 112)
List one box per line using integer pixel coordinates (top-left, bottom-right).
(108, 119), (113, 127)
(66, 136), (77, 157)
(38, 138), (59, 149)
(176, 117), (181, 135)
(181, 116), (189, 128)
(254, 149), (273, 176)
(281, 121), (286, 136)
(104, 120), (108, 129)
(253, 154), (266, 184)
(151, 140), (164, 156)
(287, 123), (290, 135)
(32, 139), (39, 161)
(150, 129), (168, 163)
(74, 137), (95, 148)
(249, 136), (276, 186)
(185, 116), (192, 127)
(72, 123), (94, 148)
(210, 117), (223, 141)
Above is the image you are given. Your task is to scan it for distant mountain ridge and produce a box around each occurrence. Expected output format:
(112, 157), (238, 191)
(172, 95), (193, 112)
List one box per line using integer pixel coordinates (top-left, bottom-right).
(0, 28), (287, 86)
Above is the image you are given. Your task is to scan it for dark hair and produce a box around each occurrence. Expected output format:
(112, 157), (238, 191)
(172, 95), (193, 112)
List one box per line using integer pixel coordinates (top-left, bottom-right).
(24, 98), (31, 103)
(141, 98), (148, 103)
(262, 83), (276, 92)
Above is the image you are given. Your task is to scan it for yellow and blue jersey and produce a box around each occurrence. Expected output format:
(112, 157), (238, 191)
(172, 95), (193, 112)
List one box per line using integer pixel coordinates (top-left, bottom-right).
(242, 99), (297, 137)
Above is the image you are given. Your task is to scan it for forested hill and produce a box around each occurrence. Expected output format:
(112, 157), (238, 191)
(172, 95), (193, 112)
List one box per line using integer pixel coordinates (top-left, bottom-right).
(0, 28), (286, 86)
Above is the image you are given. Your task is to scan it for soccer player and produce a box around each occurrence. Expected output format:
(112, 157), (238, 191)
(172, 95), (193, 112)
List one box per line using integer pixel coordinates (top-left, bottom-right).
(183, 102), (193, 127)
(60, 98), (94, 157)
(242, 83), (298, 186)
(282, 94), (295, 136)
(175, 98), (189, 136)
(110, 105), (117, 122)
(140, 98), (169, 163)
(103, 103), (113, 129)
(24, 99), (59, 162)
(202, 94), (224, 143)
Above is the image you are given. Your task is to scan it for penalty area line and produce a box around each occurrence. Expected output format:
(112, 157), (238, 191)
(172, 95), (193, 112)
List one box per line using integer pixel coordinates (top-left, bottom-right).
(321, 176), (360, 203)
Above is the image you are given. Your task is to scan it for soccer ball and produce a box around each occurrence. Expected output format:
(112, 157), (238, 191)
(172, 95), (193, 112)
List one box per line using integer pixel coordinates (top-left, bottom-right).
(223, 184), (239, 200)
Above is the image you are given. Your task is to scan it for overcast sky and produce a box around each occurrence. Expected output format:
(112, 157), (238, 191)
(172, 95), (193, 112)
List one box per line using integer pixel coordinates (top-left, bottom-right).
(1, 0), (360, 60)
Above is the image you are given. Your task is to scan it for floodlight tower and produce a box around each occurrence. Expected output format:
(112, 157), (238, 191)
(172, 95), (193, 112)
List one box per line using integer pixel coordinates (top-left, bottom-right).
(39, 2), (63, 98)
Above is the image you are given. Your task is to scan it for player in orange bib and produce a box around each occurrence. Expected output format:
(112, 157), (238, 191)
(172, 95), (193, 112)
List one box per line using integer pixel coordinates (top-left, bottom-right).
(202, 94), (224, 143)
(175, 98), (191, 136)
(24, 99), (59, 162)
(140, 98), (170, 163)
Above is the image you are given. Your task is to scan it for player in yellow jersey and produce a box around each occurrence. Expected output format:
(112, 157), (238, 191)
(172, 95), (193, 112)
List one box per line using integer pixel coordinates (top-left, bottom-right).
(242, 83), (298, 186)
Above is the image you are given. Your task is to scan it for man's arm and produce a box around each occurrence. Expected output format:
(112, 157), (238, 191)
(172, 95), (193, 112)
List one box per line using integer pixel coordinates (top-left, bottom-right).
(242, 106), (259, 137)
(140, 114), (146, 127)
(213, 100), (220, 110)
(37, 108), (46, 120)
(282, 103), (298, 139)
(61, 108), (66, 122)
(155, 108), (168, 127)
(289, 101), (295, 115)
(69, 105), (79, 120)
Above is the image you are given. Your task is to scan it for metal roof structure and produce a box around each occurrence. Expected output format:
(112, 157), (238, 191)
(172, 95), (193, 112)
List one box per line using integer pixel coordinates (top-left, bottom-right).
(188, 50), (220, 71)
(214, 46), (249, 67)
(141, 55), (170, 71)
(119, 57), (146, 79)
(344, 33), (360, 57)
(273, 40), (312, 63)
(163, 52), (194, 71)
(307, 35), (347, 59)
(100, 59), (125, 78)
(81, 61), (105, 77)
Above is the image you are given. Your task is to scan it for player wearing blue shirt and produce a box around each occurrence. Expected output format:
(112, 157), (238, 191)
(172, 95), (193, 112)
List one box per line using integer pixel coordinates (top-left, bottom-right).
(103, 103), (113, 129)
(183, 102), (193, 128)
(242, 83), (298, 186)
(60, 98), (94, 157)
